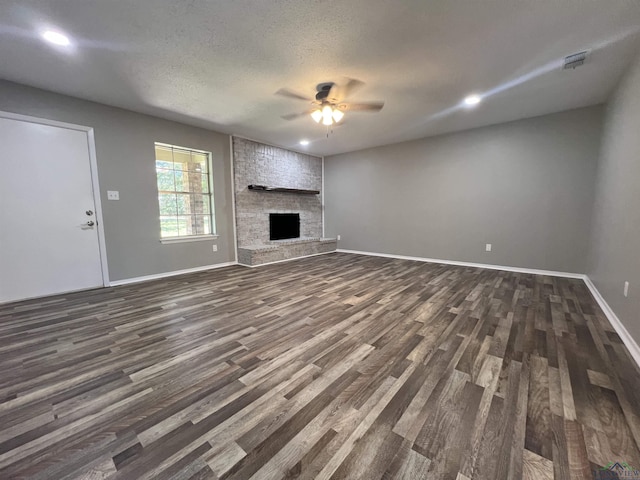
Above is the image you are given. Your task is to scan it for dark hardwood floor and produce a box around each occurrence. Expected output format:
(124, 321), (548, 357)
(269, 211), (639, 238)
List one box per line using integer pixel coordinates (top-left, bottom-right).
(1, 252), (640, 479)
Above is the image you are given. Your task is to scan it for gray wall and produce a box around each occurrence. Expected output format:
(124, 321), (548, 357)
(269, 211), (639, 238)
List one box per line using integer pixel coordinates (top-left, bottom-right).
(0, 80), (235, 281)
(325, 106), (604, 273)
(588, 53), (640, 344)
(233, 137), (322, 246)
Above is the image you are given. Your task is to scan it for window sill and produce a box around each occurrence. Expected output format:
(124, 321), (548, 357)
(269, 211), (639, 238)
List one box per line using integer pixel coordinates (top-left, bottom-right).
(160, 235), (219, 244)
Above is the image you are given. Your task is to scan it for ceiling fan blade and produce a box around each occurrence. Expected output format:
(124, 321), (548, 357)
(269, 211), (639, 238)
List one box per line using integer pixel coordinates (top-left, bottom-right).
(341, 101), (384, 112)
(328, 79), (364, 102)
(275, 88), (313, 101)
(341, 78), (365, 99)
(281, 110), (313, 121)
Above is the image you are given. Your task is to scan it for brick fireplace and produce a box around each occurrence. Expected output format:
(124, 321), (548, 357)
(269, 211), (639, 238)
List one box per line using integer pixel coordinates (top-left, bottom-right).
(232, 137), (337, 266)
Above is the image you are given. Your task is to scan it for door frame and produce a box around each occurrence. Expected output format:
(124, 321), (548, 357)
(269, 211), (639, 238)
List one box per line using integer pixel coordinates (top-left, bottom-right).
(0, 110), (110, 287)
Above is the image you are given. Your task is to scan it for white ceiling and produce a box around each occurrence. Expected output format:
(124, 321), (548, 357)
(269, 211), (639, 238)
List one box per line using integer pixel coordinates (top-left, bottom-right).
(1, 1), (639, 156)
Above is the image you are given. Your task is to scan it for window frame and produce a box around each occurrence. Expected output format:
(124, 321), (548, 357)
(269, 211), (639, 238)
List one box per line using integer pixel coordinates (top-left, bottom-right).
(154, 142), (218, 243)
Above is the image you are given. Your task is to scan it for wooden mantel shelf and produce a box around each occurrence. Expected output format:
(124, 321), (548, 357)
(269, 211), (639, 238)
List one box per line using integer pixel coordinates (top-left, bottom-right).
(248, 184), (320, 195)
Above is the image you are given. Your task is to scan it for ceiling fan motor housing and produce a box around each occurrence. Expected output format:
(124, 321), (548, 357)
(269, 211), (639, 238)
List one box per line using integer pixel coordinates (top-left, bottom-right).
(315, 82), (335, 101)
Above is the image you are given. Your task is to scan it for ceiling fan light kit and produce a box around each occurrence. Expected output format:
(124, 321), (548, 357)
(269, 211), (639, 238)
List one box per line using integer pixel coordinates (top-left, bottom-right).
(322, 105), (333, 125)
(311, 109), (323, 123)
(310, 104), (345, 126)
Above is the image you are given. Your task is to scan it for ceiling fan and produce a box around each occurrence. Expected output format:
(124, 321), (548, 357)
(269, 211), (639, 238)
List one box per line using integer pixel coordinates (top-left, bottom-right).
(277, 79), (384, 126)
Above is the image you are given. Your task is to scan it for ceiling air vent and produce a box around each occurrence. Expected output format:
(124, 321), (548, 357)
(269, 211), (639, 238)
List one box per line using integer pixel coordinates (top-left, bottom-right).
(563, 51), (588, 70)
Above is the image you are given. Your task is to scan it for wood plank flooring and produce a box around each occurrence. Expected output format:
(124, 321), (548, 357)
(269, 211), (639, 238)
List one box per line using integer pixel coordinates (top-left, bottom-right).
(1, 252), (640, 479)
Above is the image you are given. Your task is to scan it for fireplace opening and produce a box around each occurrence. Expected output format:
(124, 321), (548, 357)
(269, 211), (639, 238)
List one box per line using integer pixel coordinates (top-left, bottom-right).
(269, 213), (300, 241)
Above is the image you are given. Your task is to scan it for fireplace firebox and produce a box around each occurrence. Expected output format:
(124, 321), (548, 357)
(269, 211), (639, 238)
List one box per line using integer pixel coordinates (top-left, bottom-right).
(269, 213), (300, 241)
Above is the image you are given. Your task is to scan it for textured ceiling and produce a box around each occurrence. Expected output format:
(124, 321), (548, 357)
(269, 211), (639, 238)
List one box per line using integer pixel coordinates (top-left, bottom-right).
(0, 1), (639, 156)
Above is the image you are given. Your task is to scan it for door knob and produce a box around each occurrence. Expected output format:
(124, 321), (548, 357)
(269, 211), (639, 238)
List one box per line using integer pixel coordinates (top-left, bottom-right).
(86, 210), (93, 216)
(85, 221), (95, 227)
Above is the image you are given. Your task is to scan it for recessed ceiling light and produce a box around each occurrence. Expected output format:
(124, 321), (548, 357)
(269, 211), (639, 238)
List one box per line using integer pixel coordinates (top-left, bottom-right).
(464, 94), (482, 107)
(299, 140), (310, 146)
(41, 30), (71, 46)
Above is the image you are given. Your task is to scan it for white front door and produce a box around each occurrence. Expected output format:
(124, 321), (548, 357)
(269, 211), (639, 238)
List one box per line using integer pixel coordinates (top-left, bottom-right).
(0, 115), (105, 303)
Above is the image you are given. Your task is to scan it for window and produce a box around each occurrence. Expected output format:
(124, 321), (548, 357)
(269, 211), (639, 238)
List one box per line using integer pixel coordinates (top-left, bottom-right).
(155, 143), (216, 240)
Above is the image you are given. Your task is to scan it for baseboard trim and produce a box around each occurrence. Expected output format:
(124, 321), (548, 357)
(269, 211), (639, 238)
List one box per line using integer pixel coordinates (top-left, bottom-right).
(239, 250), (336, 268)
(336, 249), (585, 279)
(583, 276), (640, 369)
(109, 262), (238, 286)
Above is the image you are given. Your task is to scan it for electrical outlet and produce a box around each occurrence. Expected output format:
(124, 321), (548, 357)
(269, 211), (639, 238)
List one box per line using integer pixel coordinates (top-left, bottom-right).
(485, 243), (492, 252)
(624, 281), (629, 297)
(212, 245), (218, 252)
(107, 190), (119, 200)
(337, 235), (341, 241)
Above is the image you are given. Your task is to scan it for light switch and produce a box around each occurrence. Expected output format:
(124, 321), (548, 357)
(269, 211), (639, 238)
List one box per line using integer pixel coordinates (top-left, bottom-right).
(107, 191), (119, 200)
(485, 243), (492, 252)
